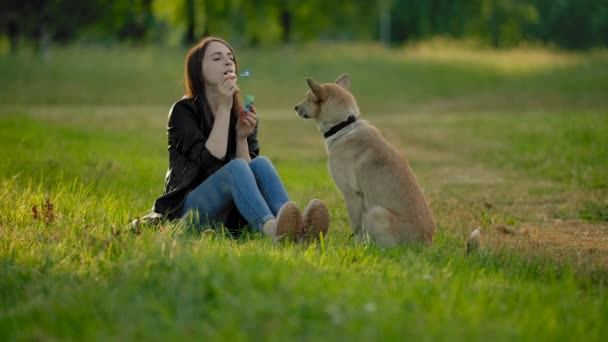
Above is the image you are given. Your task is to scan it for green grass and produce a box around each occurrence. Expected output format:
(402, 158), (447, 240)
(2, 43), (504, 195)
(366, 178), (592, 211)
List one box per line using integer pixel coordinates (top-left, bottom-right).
(1, 41), (608, 340)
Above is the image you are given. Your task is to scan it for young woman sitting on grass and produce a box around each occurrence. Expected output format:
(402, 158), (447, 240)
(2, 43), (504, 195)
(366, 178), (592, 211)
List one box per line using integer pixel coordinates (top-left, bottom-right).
(136, 36), (329, 241)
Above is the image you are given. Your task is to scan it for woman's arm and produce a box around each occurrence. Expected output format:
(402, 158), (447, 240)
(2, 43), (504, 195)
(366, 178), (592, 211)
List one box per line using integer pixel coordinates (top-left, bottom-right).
(205, 74), (239, 160)
(204, 103), (231, 160)
(236, 104), (259, 161)
(236, 136), (251, 161)
(168, 101), (223, 172)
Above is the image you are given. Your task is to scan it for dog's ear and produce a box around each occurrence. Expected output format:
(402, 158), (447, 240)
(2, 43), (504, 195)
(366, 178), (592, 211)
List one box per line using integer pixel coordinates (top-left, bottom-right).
(307, 78), (325, 101)
(335, 74), (351, 92)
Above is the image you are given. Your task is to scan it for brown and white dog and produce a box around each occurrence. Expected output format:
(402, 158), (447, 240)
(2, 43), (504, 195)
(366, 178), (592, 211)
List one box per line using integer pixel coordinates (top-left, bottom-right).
(294, 74), (436, 247)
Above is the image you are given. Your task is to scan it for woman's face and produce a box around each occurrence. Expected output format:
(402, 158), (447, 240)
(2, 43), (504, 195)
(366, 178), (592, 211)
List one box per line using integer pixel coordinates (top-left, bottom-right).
(202, 41), (236, 86)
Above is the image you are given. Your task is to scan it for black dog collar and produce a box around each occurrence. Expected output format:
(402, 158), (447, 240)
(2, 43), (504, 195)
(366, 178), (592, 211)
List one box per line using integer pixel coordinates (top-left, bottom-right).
(324, 115), (357, 139)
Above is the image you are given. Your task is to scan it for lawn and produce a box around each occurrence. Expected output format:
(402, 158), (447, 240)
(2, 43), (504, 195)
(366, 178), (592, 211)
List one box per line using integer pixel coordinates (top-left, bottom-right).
(1, 41), (607, 340)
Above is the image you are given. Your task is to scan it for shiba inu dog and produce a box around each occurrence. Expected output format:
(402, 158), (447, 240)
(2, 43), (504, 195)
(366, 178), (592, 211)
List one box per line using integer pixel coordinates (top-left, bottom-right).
(294, 74), (436, 247)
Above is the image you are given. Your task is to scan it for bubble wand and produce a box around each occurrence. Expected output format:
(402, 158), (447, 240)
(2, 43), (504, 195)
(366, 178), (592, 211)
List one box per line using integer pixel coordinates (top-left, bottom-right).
(239, 69), (254, 116)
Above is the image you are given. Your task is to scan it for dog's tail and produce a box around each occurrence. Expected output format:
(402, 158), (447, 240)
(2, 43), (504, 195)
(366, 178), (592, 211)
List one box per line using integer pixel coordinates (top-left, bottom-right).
(466, 227), (481, 255)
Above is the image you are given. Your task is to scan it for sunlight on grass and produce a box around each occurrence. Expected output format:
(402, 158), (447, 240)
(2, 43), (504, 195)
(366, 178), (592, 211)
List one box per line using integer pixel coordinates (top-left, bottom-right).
(2, 40), (607, 113)
(399, 37), (594, 74)
(1, 42), (608, 340)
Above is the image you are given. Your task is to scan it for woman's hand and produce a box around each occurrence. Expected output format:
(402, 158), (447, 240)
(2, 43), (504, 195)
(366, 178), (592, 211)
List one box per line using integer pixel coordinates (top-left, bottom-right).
(236, 104), (258, 139)
(217, 73), (239, 110)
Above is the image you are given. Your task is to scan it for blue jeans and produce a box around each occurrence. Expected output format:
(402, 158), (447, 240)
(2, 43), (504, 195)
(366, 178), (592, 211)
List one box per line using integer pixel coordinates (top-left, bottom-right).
(180, 156), (289, 232)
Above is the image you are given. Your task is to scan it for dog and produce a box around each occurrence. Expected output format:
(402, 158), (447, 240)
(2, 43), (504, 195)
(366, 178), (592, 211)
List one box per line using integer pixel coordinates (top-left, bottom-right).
(294, 74), (436, 247)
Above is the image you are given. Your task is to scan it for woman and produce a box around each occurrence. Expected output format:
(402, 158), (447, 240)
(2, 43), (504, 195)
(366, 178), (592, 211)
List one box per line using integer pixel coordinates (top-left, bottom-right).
(141, 36), (329, 241)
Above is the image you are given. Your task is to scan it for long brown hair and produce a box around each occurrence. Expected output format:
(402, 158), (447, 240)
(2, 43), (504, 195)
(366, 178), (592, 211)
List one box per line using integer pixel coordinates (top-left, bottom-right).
(184, 36), (243, 119)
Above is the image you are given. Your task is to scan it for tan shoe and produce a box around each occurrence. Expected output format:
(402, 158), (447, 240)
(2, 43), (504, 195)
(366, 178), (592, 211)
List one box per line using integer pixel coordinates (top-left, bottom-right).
(275, 201), (302, 241)
(299, 199), (330, 242)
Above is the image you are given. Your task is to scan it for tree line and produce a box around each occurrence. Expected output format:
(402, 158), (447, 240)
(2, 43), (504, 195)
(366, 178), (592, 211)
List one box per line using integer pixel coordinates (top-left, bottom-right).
(1, 0), (607, 52)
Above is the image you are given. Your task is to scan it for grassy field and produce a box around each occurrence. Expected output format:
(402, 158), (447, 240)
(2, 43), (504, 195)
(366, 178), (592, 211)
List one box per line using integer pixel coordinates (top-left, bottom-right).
(1, 40), (607, 340)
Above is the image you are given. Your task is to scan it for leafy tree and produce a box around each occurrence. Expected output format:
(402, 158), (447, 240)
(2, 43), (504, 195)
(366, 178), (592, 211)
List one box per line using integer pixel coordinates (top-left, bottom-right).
(2, 0), (607, 51)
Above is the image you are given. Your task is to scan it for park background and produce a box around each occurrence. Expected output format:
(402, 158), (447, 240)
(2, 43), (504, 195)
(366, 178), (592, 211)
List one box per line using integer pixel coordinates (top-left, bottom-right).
(1, 0), (608, 340)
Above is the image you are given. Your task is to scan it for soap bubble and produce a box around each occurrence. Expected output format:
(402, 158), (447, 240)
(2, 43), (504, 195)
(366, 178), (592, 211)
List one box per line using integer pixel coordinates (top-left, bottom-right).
(239, 69), (251, 78)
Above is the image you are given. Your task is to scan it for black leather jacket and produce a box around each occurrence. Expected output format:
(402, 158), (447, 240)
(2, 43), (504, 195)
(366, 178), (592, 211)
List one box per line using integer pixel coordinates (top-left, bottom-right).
(152, 97), (259, 220)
